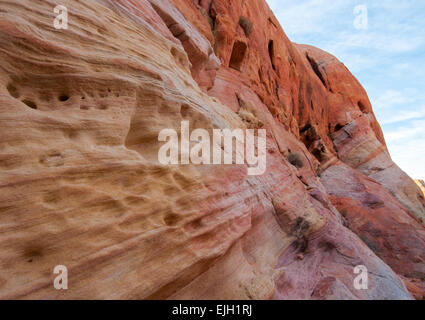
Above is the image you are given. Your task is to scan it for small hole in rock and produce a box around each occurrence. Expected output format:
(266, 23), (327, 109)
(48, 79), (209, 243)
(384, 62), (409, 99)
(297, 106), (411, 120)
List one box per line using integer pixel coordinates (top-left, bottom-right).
(180, 104), (191, 118)
(268, 40), (276, 70)
(171, 47), (178, 57)
(7, 84), (20, 98)
(24, 246), (43, 261)
(239, 16), (253, 37)
(287, 152), (304, 169)
(59, 94), (70, 102)
(358, 101), (367, 112)
(335, 124), (344, 132)
(229, 40), (248, 71)
(164, 214), (181, 226)
(22, 99), (37, 109)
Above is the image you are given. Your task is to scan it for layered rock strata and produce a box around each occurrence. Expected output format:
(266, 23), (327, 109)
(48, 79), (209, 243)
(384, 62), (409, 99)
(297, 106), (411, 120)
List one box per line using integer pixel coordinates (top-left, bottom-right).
(0, 0), (423, 300)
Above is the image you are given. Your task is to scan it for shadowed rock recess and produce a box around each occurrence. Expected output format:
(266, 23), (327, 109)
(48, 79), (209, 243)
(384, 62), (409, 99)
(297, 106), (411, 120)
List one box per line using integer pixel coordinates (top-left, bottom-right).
(0, 0), (424, 300)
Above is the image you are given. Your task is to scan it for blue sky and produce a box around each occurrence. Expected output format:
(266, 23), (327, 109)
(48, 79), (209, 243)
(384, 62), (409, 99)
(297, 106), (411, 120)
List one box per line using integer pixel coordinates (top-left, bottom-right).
(267, 0), (425, 180)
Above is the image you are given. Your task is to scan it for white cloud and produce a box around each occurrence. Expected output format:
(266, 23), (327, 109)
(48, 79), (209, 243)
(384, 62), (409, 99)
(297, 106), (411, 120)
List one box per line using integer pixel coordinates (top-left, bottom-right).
(380, 108), (425, 125)
(382, 120), (425, 179)
(373, 90), (415, 110)
(387, 137), (425, 181)
(385, 120), (425, 142)
(330, 31), (423, 54)
(267, 0), (347, 36)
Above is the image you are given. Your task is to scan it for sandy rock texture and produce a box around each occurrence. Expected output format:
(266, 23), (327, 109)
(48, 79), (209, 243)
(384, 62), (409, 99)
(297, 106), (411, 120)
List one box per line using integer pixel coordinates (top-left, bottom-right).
(0, 0), (424, 300)
(416, 180), (425, 197)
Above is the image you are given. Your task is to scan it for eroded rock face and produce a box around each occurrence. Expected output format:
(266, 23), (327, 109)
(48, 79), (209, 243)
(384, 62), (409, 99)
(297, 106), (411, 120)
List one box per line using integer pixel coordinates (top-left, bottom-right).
(296, 45), (425, 225)
(0, 0), (423, 300)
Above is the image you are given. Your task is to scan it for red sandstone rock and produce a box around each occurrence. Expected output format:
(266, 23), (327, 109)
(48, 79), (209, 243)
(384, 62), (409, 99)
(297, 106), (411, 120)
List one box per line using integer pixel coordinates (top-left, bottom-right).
(321, 162), (425, 280)
(297, 45), (425, 224)
(416, 180), (425, 198)
(0, 0), (423, 300)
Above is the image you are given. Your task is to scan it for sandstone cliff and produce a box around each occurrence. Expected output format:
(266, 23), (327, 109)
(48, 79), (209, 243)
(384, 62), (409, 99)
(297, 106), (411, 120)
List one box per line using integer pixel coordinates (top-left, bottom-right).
(0, 0), (424, 300)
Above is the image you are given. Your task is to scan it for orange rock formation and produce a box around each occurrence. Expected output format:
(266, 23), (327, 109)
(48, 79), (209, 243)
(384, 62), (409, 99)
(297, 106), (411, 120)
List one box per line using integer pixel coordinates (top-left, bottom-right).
(0, 0), (424, 300)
